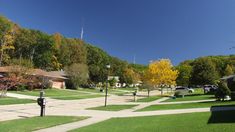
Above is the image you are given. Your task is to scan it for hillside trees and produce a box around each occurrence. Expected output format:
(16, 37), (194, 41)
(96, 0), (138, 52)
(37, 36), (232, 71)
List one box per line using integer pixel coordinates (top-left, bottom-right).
(86, 44), (110, 83)
(109, 57), (129, 83)
(0, 16), (16, 65)
(175, 64), (192, 86)
(224, 64), (234, 76)
(122, 67), (140, 84)
(191, 58), (219, 85)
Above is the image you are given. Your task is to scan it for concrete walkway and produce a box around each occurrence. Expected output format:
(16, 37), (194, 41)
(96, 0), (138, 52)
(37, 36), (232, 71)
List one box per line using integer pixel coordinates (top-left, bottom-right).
(6, 92), (38, 100)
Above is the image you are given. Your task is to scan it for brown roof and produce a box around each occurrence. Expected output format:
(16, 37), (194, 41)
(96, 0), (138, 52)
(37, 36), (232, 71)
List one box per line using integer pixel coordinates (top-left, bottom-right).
(0, 66), (67, 80)
(0, 66), (10, 72)
(47, 71), (67, 77)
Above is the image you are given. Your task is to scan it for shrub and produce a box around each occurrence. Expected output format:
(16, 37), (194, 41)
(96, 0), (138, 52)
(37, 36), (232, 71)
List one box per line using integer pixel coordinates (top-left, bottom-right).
(215, 81), (231, 101)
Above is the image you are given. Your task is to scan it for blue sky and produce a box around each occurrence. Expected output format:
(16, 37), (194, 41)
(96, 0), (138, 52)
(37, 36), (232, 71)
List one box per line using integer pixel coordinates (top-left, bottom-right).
(1, 0), (235, 65)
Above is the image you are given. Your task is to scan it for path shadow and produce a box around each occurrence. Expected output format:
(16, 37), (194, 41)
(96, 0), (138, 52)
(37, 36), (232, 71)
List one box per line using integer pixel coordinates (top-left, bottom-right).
(208, 105), (235, 124)
(18, 116), (30, 118)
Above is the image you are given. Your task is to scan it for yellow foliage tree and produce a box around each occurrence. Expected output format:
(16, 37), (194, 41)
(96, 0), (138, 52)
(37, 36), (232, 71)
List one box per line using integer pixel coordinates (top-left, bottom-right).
(143, 59), (178, 95)
(123, 68), (140, 84)
(0, 28), (15, 66)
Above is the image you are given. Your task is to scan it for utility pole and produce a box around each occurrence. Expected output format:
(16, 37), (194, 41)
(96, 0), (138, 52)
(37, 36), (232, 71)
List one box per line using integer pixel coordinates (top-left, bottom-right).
(80, 27), (84, 40)
(133, 54), (136, 64)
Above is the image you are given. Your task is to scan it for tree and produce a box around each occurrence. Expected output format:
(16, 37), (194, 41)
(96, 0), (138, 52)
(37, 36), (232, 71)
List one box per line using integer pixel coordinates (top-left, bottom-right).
(0, 59), (33, 96)
(65, 63), (89, 89)
(86, 44), (110, 83)
(13, 29), (37, 61)
(215, 81), (231, 101)
(0, 76), (19, 97)
(175, 64), (192, 86)
(143, 59), (178, 95)
(109, 57), (128, 83)
(122, 68), (140, 84)
(108, 77), (117, 88)
(0, 27), (15, 66)
(191, 58), (219, 85)
(139, 82), (155, 97)
(224, 64), (234, 76)
(59, 38), (87, 67)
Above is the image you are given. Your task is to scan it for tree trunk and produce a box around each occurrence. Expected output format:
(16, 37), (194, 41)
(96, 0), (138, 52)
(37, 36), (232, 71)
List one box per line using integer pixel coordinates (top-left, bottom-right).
(147, 90), (150, 97)
(0, 50), (4, 66)
(1, 88), (7, 97)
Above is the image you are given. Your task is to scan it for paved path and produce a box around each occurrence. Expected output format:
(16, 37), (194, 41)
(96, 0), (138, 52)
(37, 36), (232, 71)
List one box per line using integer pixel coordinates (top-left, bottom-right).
(6, 93), (38, 100)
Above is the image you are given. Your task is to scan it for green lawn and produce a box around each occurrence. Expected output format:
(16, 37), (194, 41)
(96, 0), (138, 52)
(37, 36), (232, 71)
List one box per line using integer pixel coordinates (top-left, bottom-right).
(163, 88), (215, 102)
(10, 89), (103, 100)
(11, 89), (89, 96)
(136, 96), (162, 102)
(0, 97), (35, 105)
(77, 88), (133, 96)
(138, 101), (235, 111)
(0, 116), (88, 132)
(165, 94), (215, 102)
(87, 105), (137, 111)
(70, 110), (235, 132)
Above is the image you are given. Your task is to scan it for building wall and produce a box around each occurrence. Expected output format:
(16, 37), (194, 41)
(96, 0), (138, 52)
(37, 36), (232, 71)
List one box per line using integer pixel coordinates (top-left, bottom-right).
(52, 80), (65, 89)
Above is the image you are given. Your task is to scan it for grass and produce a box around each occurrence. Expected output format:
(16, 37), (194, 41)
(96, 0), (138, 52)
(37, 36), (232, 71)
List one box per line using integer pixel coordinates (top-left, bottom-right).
(70, 110), (235, 132)
(136, 96), (162, 102)
(10, 89), (103, 100)
(0, 116), (88, 132)
(87, 105), (137, 111)
(165, 94), (215, 102)
(0, 97), (35, 105)
(137, 101), (235, 111)
(77, 88), (134, 96)
(164, 88), (215, 102)
(10, 89), (89, 96)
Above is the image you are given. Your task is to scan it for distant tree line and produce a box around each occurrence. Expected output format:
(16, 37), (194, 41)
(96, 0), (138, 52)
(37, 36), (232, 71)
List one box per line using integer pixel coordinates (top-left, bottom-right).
(176, 56), (235, 87)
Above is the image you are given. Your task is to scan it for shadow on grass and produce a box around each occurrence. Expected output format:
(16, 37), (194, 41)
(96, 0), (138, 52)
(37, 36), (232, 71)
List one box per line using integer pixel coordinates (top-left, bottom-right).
(182, 94), (214, 97)
(208, 105), (235, 124)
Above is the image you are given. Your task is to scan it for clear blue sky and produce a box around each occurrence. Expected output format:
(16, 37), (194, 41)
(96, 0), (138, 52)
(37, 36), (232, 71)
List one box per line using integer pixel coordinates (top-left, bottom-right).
(1, 0), (235, 65)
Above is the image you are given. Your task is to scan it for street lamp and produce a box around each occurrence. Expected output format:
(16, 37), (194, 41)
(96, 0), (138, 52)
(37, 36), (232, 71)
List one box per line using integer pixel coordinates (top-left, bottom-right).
(104, 64), (110, 107)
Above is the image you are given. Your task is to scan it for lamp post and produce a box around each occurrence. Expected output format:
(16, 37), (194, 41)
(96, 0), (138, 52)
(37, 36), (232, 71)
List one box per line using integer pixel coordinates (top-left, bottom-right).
(105, 64), (110, 107)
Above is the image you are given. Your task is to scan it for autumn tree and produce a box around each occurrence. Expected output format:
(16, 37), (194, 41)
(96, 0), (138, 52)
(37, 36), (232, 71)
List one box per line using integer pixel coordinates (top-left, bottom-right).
(143, 59), (178, 95)
(0, 26), (15, 66)
(122, 67), (140, 85)
(224, 64), (234, 76)
(51, 33), (62, 70)
(0, 59), (33, 96)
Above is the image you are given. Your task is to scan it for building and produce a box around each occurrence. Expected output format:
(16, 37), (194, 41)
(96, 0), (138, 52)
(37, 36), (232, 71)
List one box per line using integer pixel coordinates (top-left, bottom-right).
(0, 66), (67, 89)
